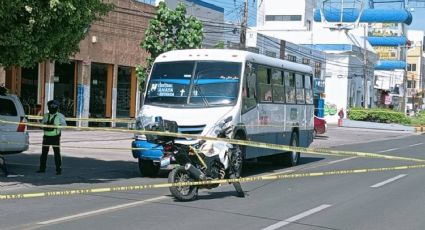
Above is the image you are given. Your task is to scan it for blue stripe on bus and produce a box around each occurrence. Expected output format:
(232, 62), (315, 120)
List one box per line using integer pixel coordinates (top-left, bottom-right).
(150, 78), (239, 85)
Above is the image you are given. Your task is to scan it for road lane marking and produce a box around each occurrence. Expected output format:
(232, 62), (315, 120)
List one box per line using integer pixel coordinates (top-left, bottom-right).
(37, 196), (167, 225)
(327, 157), (357, 164)
(370, 174), (407, 188)
(408, 143), (424, 147)
(377, 148), (400, 153)
(261, 204), (332, 230)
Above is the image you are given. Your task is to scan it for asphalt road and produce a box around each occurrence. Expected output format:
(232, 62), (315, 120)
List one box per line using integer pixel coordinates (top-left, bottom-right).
(1, 127), (424, 230)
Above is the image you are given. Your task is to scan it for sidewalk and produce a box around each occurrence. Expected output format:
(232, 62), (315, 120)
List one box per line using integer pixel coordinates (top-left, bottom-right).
(339, 119), (415, 132)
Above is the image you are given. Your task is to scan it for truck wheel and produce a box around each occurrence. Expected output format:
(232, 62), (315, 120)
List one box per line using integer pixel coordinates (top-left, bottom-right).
(138, 159), (159, 177)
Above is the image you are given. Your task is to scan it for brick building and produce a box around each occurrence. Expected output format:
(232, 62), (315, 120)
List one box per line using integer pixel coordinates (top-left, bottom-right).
(1, 0), (155, 126)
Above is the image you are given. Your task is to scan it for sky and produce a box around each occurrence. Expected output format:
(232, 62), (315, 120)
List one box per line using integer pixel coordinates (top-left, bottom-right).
(200, 0), (257, 26)
(198, 0), (425, 32)
(410, 8), (425, 32)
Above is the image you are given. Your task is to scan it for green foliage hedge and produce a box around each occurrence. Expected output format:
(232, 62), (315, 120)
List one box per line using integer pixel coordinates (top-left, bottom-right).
(411, 111), (425, 126)
(349, 108), (411, 124)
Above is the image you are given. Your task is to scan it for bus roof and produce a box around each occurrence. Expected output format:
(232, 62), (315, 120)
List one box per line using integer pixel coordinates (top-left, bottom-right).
(154, 49), (313, 74)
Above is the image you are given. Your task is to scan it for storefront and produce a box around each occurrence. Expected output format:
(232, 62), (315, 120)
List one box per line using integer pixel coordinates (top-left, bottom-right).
(54, 62), (76, 118)
(4, 62), (138, 127)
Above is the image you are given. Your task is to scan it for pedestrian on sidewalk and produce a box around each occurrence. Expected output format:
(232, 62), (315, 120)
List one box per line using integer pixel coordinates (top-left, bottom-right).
(338, 108), (344, 119)
(37, 100), (66, 175)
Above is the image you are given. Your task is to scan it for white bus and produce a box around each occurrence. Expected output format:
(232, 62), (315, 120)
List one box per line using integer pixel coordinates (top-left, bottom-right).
(136, 49), (314, 173)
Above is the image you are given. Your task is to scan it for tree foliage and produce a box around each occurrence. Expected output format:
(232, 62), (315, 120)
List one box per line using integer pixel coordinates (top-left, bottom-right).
(0, 0), (113, 67)
(138, 2), (204, 88)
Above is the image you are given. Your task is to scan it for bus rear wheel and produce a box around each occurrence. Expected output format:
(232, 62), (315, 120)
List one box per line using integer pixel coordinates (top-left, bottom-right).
(283, 132), (300, 166)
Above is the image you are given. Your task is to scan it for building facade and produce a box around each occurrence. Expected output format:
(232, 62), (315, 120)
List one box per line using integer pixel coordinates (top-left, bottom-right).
(254, 0), (377, 123)
(256, 0), (316, 33)
(3, 0), (156, 126)
(407, 30), (425, 111)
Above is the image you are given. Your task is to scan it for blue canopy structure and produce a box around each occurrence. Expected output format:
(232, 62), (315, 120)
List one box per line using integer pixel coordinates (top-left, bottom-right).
(367, 36), (407, 46)
(314, 8), (413, 25)
(375, 60), (407, 70)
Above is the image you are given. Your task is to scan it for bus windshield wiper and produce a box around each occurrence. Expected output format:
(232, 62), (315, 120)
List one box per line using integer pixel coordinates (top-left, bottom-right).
(193, 83), (210, 107)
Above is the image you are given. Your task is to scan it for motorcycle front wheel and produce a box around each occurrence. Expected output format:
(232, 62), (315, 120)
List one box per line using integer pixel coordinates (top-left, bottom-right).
(168, 166), (198, 201)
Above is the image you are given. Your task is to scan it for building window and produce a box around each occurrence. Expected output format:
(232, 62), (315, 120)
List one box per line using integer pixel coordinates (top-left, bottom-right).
(265, 15), (302, 21)
(265, 51), (277, 58)
(302, 58), (310, 65)
(54, 62), (76, 118)
(407, 80), (416, 89)
(287, 54), (297, 63)
(315, 62), (322, 78)
(117, 66), (132, 117)
(407, 63), (416, 72)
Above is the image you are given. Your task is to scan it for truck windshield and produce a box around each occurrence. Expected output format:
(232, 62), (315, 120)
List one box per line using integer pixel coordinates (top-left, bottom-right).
(145, 61), (241, 107)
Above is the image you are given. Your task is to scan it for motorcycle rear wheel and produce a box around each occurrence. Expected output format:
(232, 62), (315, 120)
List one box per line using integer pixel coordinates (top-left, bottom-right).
(168, 166), (198, 201)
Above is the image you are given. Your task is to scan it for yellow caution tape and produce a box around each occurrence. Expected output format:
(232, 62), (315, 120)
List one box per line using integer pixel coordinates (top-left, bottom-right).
(26, 115), (136, 123)
(1, 119), (424, 163)
(1, 164), (425, 200)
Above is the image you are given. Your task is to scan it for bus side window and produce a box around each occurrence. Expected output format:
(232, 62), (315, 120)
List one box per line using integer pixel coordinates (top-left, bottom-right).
(285, 72), (296, 104)
(258, 66), (272, 102)
(305, 75), (313, 104)
(242, 63), (257, 113)
(295, 73), (305, 104)
(272, 69), (284, 103)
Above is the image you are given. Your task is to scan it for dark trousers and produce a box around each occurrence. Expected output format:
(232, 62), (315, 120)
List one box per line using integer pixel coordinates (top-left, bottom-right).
(39, 135), (62, 172)
(0, 155), (8, 176)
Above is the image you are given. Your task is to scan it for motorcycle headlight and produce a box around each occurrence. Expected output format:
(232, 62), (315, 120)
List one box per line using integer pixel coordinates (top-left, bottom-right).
(213, 116), (233, 135)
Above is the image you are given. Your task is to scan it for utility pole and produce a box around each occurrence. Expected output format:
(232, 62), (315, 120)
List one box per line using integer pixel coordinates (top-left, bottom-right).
(240, 0), (248, 49)
(401, 56), (408, 113)
(363, 24), (368, 108)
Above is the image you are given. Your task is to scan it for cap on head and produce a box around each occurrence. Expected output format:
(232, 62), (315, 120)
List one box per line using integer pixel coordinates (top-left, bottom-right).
(47, 100), (60, 108)
(47, 100), (60, 114)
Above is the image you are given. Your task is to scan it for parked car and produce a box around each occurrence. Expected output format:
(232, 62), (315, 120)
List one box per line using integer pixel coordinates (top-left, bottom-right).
(314, 116), (327, 137)
(0, 89), (29, 154)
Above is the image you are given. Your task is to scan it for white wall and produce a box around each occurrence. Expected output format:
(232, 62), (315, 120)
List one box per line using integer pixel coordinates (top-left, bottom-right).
(323, 54), (375, 123)
(256, 0), (313, 31)
(324, 54), (349, 123)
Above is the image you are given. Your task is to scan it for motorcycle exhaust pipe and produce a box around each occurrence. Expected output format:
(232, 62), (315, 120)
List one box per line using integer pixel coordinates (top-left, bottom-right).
(185, 163), (206, 180)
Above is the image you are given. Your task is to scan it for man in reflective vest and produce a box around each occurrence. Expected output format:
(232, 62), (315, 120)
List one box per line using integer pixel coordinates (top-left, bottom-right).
(37, 100), (67, 175)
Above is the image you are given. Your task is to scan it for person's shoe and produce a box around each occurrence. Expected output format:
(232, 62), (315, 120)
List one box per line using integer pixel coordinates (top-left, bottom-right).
(56, 170), (61, 175)
(36, 170), (45, 173)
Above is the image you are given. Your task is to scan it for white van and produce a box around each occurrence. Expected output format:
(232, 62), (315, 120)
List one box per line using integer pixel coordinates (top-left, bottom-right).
(0, 91), (29, 154)
(135, 49), (314, 174)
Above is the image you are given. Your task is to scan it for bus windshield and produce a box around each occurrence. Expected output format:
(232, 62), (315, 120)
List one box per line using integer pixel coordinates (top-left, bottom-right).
(145, 61), (241, 107)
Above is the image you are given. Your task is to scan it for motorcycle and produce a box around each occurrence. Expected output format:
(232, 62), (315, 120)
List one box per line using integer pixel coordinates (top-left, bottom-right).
(144, 116), (245, 201)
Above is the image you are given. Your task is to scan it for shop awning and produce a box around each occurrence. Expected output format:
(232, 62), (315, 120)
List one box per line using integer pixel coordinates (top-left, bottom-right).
(314, 9), (413, 25)
(375, 60), (406, 70)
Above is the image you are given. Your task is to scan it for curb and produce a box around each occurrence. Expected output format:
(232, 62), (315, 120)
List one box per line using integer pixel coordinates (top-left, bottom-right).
(339, 119), (416, 132)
